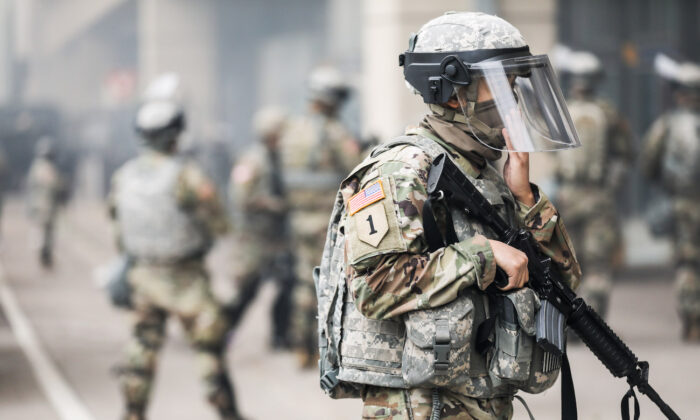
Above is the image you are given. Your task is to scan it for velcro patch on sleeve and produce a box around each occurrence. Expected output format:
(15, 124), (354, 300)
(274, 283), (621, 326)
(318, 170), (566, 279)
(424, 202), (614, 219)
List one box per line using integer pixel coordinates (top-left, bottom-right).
(348, 180), (385, 215)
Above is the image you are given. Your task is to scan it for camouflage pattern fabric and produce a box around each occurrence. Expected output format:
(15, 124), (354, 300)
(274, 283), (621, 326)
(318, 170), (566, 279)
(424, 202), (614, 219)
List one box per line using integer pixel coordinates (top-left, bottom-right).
(109, 151), (239, 419)
(228, 144), (294, 343)
(281, 113), (362, 365)
(361, 386), (513, 420)
(120, 261), (240, 419)
(340, 119), (579, 417)
(641, 108), (700, 324)
(553, 98), (633, 317)
(412, 12), (526, 53)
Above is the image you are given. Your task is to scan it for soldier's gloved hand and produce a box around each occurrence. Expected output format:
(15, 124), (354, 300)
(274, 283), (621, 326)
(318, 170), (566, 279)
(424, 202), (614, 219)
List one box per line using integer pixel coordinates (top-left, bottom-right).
(487, 239), (529, 291)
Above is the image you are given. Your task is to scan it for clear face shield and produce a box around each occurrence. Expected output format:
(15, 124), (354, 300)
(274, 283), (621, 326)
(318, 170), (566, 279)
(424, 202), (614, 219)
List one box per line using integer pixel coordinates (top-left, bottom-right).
(454, 55), (581, 152)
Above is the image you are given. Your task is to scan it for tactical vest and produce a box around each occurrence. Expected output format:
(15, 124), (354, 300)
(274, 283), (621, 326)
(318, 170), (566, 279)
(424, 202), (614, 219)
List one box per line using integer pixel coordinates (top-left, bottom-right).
(317, 133), (560, 399)
(282, 116), (347, 213)
(661, 110), (700, 196)
(116, 157), (210, 263)
(557, 99), (609, 185)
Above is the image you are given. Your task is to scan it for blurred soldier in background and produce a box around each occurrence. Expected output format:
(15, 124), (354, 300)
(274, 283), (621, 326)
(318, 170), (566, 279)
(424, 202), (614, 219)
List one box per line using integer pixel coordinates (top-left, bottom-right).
(641, 54), (700, 342)
(26, 136), (66, 268)
(109, 99), (243, 420)
(227, 106), (295, 349)
(281, 65), (363, 368)
(552, 48), (634, 318)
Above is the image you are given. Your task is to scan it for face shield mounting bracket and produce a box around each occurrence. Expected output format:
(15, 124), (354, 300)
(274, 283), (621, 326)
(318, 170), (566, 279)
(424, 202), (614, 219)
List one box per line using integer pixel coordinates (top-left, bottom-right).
(400, 46), (531, 105)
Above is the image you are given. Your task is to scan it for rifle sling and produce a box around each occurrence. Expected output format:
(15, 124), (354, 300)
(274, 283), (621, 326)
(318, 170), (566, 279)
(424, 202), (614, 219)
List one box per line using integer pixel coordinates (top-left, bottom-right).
(561, 353), (578, 420)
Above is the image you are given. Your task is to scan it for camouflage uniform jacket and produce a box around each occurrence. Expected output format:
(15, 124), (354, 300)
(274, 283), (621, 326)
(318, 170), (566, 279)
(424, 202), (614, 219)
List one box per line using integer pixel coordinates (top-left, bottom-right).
(641, 107), (700, 198)
(553, 98), (633, 222)
(335, 128), (580, 397)
(281, 113), (361, 218)
(230, 144), (287, 241)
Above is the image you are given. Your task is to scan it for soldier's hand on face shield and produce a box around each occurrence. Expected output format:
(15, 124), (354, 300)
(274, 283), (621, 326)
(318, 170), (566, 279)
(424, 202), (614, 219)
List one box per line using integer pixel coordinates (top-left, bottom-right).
(502, 122), (536, 207)
(487, 239), (529, 290)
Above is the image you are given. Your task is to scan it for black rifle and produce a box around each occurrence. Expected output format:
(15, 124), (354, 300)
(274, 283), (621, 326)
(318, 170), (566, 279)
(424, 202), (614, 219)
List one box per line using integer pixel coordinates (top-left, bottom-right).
(424, 153), (680, 420)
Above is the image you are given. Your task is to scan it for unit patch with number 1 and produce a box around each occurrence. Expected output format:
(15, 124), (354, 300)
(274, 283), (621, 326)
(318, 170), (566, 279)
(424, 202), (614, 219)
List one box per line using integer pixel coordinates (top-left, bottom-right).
(346, 178), (407, 261)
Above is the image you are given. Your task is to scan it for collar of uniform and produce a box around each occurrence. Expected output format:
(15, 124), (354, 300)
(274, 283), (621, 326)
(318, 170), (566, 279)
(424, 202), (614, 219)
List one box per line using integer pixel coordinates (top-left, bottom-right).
(405, 126), (482, 179)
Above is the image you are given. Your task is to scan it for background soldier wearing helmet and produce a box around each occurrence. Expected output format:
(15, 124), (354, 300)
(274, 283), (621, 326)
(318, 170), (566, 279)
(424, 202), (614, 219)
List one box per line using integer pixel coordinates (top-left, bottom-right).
(325, 12), (581, 419)
(227, 106), (295, 349)
(108, 98), (243, 420)
(26, 136), (66, 268)
(640, 54), (700, 342)
(281, 65), (363, 367)
(551, 47), (634, 319)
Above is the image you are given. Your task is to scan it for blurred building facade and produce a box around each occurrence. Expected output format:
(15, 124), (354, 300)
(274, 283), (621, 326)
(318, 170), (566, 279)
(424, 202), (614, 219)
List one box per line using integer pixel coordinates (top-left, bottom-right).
(0, 0), (696, 204)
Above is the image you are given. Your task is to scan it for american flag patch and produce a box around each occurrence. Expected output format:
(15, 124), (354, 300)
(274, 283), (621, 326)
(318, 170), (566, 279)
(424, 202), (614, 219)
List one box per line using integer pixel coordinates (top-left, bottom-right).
(348, 180), (385, 215)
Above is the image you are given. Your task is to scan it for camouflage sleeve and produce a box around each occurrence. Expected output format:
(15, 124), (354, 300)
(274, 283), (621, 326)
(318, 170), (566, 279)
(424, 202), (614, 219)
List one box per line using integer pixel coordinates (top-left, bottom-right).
(640, 115), (668, 180)
(230, 151), (285, 214)
(178, 163), (230, 236)
(346, 146), (497, 320)
(603, 106), (635, 190)
(516, 185), (581, 290)
(328, 121), (363, 173)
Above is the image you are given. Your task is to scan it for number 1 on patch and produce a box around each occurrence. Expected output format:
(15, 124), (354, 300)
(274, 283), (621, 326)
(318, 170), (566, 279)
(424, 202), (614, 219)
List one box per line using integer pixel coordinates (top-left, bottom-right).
(356, 203), (388, 247)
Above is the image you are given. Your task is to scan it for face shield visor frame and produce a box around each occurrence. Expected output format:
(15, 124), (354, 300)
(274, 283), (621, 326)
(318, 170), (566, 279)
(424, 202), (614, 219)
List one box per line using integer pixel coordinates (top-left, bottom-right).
(454, 55), (581, 152)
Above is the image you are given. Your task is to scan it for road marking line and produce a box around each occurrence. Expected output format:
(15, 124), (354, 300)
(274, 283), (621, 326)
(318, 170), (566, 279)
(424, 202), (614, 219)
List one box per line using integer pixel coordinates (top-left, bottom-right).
(0, 267), (95, 420)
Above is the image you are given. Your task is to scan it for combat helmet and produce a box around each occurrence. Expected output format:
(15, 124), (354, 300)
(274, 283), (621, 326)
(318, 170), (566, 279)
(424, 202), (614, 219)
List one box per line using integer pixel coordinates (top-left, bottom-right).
(308, 65), (350, 110)
(551, 45), (604, 97)
(135, 99), (186, 152)
(400, 11), (580, 152)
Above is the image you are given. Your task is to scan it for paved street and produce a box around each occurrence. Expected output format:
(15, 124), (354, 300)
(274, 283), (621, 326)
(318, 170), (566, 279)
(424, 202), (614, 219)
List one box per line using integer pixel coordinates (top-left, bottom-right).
(0, 197), (697, 420)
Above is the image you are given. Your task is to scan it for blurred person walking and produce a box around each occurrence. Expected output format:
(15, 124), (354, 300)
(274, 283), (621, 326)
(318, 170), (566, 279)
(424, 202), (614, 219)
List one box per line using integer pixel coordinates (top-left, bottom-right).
(641, 54), (700, 342)
(281, 65), (363, 368)
(551, 48), (634, 318)
(26, 137), (66, 268)
(109, 99), (243, 420)
(226, 106), (295, 349)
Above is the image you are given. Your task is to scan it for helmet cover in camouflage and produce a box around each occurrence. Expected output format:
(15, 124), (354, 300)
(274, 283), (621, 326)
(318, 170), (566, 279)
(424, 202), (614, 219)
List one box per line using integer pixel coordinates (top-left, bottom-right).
(412, 12), (527, 53)
(308, 65), (350, 107)
(135, 99), (186, 151)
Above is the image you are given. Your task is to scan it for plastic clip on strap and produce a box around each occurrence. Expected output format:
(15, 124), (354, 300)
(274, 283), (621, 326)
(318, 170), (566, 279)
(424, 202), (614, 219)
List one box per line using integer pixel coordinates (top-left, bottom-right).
(433, 319), (451, 374)
(320, 369), (340, 394)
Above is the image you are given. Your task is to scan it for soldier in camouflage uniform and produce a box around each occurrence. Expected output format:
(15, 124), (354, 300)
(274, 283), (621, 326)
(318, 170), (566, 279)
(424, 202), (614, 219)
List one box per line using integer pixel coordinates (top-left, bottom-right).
(641, 54), (700, 342)
(552, 49), (634, 318)
(323, 12), (582, 419)
(26, 137), (65, 268)
(109, 99), (243, 420)
(227, 106), (294, 348)
(281, 65), (363, 367)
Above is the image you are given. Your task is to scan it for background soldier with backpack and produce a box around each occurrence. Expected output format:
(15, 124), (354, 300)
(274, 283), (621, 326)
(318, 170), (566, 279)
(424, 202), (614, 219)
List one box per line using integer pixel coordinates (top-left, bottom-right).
(109, 98), (243, 420)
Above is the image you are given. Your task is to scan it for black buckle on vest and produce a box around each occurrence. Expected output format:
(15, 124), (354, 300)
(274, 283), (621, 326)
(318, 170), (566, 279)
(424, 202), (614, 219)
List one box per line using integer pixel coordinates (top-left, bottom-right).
(433, 319), (451, 374)
(320, 369), (340, 394)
